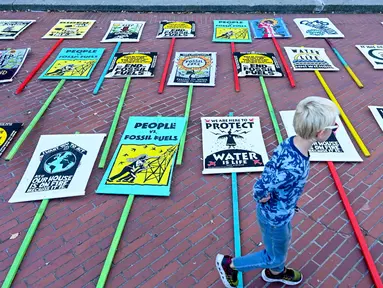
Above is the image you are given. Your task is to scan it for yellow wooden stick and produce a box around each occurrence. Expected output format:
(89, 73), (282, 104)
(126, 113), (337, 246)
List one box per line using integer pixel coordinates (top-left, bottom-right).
(314, 70), (370, 157)
(345, 66), (364, 88)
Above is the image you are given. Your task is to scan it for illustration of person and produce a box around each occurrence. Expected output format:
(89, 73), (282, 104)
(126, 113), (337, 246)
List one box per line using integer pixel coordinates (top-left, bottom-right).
(186, 69), (196, 81)
(218, 129), (244, 148)
(258, 19), (284, 37)
(46, 64), (75, 76)
(107, 155), (148, 183)
(217, 30), (234, 39)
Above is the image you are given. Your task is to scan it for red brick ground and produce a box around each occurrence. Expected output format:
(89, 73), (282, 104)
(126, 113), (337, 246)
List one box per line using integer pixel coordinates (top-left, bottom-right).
(0, 11), (382, 288)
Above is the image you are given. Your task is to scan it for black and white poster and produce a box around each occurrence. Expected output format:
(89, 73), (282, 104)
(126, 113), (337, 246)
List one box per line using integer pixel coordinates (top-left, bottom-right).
(279, 110), (362, 162)
(233, 52), (283, 77)
(293, 18), (344, 38)
(356, 45), (383, 70)
(284, 47), (339, 71)
(368, 106), (383, 132)
(9, 134), (105, 203)
(0, 123), (23, 157)
(201, 116), (269, 174)
(156, 21), (196, 38)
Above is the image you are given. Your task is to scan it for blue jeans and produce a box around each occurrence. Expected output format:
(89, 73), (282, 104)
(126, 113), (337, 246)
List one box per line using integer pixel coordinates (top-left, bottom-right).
(232, 205), (292, 273)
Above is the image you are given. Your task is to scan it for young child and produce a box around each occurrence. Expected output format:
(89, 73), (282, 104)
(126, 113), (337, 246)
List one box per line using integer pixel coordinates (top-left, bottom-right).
(215, 96), (339, 287)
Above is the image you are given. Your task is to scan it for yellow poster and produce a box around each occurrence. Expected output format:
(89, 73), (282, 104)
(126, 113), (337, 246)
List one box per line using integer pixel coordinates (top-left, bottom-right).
(44, 60), (96, 77)
(215, 27), (250, 41)
(106, 144), (177, 186)
(42, 19), (96, 39)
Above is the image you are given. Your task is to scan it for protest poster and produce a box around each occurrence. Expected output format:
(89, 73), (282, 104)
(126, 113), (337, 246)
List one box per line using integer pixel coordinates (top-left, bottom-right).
(39, 48), (104, 80)
(250, 18), (291, 38)
(0, 123), (23, 157)
(156, 21), (196, 38)
(201, 116), (269, 174)
(284, 47), (339, 71)
(101, 20), (145, 42)
(9, 134), (106, 203)
(293, 18), (344, 38)
(356, 45), (383, 69)
(233, 52), (284, 77)
(0, 20), (35, 39)
(368, 106), (383, 132)
(42, 19), (95, 39)
(0, 48), (30, 83)
(96, 116), (186, 197)
(105, 52), (157, 78)
(213, 20), (252, 43)
(167, 52), (217, 86)
(280, 110), (362, 162)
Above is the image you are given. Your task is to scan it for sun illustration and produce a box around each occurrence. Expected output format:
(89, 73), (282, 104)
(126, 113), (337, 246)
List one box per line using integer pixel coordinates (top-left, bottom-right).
(178, 56), (211, 71)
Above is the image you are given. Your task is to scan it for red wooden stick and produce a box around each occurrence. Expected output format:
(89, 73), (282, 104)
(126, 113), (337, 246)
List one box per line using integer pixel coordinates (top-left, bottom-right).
(231, 42), (240, 92)
(271, 37), (295, 88)
(158, 37), (176, 94)
(328, 162), (383, 288)
(15, 38), (64, 95)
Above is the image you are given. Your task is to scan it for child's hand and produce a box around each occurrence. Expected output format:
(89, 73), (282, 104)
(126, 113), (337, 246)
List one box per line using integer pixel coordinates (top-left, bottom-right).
(259, 194), (271, 203)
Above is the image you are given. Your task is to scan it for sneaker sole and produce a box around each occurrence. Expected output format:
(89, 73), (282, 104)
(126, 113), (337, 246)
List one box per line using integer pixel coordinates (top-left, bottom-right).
(261, 269), (303, 286)
(215, 254), (234, 288)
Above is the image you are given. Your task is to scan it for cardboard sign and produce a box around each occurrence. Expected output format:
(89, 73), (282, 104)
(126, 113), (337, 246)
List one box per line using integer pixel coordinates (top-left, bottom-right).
(156, 21), (196, 38)
(294, 18), (344, 38)
(284, 47), (339, 71)
(0, 123), (23, 157)
(0, 48), (30, 83)
(250, 18), (291, 38)
(167, 52), (217, 86)
(105, 52), (157, 78)
(39, 48), (104, 80)
(42, 19), (95, 39)
(201, 116), (269, 174)
(356, 45), (383, 69)
(213, 20), (252, 43)
(9, 134), (106, 203)
(96, 116), (186, 197)
(0, 20), (35, 39)
(280, 110), (362, 162)
(368, 106), (383, 132)
(101, 21), (145, 42)
(233, 52), (283, 77)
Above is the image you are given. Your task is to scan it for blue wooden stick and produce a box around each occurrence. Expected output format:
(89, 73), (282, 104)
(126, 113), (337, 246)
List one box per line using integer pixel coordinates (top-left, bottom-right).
(229, 111), (243, 288)
(93, 42), (121, 95)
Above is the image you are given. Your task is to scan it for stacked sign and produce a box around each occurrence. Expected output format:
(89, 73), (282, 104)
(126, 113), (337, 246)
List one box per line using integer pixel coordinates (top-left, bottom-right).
(168, 52), (217, 86)
(9, 134), (105, 203)
(101, 21), (145, 42)
(356, 45), (383, 69)
(368, 106), (383, 132)
(213, 20), (252, 43)
(280, 110), (362, 162)
(42, 19), (95, 39)
(0, 123), (23, 157)
(156, 21), (196, 38)
(294, 18), (344, 38)
(0, 48), (30, 83)
(0, 20), (35, 39)
(250, 18), (291, 39)
(96, 116), (186, 196)
(284, 47), (339, 71)
(233, 52), (284, 77)
(201, 117), (269, 174)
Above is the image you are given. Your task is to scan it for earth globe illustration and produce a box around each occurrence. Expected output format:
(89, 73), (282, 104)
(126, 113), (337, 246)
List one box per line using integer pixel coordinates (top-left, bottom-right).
(44, 151), (77, 174)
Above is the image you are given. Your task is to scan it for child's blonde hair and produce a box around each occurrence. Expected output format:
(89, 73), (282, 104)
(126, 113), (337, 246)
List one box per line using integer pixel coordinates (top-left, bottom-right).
(293, 96), (339, 140)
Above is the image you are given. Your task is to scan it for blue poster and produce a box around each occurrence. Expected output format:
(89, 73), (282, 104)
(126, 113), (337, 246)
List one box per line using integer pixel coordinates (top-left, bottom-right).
(250, 18), (292, 39)
(39, 48), (104, 80)
(96, 116), (186, 196)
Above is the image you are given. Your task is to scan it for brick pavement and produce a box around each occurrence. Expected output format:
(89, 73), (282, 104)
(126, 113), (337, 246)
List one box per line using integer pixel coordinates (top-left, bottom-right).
(0, 12), (382, 288)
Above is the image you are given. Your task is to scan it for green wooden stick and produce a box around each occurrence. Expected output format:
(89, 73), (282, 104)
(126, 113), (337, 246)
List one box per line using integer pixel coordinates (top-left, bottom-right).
(259, 76), (283, 144)
(96, 195), (135, 288)
(98, 77), (131, 168)
(176, 85), (193, 165)
(6, 79), (66, 161)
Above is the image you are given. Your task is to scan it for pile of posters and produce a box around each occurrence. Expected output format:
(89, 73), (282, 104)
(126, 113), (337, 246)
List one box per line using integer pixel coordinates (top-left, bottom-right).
(167, 52), (217, 86)
(0, 20), (35, 39)
(280, 110), (362, 162)
(105, 52), (157, 78)
(284, 47), (339, 71)
(233, 52), (284, 77)
(368, 106), (383, 132)
(293, 18), (344, 38)
(356, 45), (383, 69)
(9, 134), (106, 203)
(250, 18), (291, 38)
(42, 19), (95, 39)
(101, 20), (145, 42)
(39, 48), (104, 80)
(0, 48), (30, 83)
(0, 123), (23, 157)
(213, 20), (252, 43)
(96, 116), (186, 197)
(201, 116), (269, 174)
(156, 21), (196, 38)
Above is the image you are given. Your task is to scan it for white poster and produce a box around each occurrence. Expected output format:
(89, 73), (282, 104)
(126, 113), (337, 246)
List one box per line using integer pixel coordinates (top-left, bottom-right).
(201, 116), (269, 174)
(368, 106), (383, 132)
(279, 110), (362, 162)
(293, 18), (344, 38)
(9, 134), (106, 203)
(356, 45), (383, 70)
(284, 47), (339, 71)
(167, 52), (217, 86)
(101, 20), (145, 43)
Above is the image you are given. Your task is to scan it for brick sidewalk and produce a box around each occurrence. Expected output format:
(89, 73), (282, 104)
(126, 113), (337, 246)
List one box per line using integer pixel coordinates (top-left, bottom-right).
(0, 12), (382, 288)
